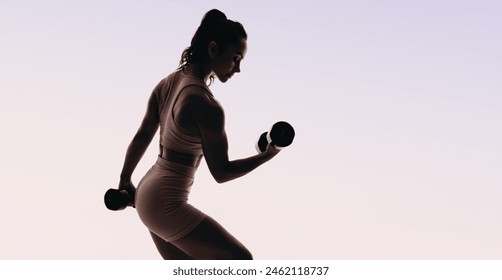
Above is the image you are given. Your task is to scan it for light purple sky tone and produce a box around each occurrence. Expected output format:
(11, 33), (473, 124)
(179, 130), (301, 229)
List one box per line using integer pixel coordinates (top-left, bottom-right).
(1, 0), (501, 259)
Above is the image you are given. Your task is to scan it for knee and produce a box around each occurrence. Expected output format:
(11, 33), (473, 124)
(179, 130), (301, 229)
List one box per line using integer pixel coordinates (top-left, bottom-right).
(220, 246), (253, 260)
(236, 247), (253, 260)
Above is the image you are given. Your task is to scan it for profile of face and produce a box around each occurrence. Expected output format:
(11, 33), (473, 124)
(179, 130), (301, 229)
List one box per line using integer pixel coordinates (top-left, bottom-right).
(208, 38), (247, 83)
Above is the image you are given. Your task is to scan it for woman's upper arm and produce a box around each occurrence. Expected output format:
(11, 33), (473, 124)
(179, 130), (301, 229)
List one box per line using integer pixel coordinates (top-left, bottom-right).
(137, 88), (160, 137)
(187, 93), (230, 181)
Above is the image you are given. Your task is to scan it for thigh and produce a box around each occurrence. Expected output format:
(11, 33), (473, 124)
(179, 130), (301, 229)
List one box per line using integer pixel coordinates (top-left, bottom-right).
(171, 216), (253, 260)
(149, 231), (193, 260)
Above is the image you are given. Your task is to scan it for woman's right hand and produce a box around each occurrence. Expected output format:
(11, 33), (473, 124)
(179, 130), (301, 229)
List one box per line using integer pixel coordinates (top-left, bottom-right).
(264, 143), (281, 158)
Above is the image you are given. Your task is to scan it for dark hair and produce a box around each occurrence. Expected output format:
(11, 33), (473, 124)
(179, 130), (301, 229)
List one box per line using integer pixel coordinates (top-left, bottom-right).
(179, 9), (247, 73)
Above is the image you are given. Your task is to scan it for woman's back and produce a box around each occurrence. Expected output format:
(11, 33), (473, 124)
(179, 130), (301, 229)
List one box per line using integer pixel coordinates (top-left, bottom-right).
(156, 69), (217, 156)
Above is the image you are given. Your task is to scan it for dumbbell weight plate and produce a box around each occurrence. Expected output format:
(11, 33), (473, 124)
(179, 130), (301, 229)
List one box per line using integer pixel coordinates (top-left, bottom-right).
(256, 132), (268, 153)
(267, 121), (295, 148)
(104, 189), (130, 211)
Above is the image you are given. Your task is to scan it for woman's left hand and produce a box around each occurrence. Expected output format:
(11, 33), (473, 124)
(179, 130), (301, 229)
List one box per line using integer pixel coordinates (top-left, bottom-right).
(118, 180), (136, 202)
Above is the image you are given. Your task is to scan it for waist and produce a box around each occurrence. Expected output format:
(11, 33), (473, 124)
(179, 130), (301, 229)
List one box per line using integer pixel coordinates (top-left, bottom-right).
(159, 145), (203, 167)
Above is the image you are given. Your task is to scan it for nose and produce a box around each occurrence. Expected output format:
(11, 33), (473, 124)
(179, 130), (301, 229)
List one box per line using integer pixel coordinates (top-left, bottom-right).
(234, 62), (241, 73)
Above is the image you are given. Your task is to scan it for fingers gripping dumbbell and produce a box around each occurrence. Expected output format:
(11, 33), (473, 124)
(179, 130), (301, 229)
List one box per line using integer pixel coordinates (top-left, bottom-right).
(256, 121), (295, 153)
(104, 189), (134, 211)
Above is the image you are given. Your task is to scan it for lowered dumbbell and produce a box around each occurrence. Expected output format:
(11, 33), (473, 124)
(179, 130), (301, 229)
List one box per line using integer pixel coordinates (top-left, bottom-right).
(256, 121), (295, 153)
(104, 188), (134, 211)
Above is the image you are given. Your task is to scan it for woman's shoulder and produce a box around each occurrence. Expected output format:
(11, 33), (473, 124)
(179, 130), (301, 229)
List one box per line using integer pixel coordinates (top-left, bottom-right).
(156, 69), (209, 97)
(174, 81), (224, 129)
(180, 87), (220, 111)
(179, 71), (211, 92)
(177, 70), (215, 100)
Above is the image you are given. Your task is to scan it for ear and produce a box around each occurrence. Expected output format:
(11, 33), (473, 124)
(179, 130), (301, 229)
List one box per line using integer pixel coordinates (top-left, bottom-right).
(208, 41), (218, 58)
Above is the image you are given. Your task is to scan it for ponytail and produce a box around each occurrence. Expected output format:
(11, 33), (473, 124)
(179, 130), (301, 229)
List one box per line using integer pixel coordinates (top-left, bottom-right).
(179, 9), (247, 70)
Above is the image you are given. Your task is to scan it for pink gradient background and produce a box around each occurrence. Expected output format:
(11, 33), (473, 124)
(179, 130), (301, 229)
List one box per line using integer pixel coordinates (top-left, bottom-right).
(1, 0), (501, 259)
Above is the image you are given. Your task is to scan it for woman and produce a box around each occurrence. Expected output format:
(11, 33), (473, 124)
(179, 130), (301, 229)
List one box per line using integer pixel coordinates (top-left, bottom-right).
(117, 9), (281, 260)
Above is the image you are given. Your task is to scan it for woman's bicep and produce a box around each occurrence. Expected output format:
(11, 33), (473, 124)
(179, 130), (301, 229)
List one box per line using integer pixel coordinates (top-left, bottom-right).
(191, 97), (230, 181)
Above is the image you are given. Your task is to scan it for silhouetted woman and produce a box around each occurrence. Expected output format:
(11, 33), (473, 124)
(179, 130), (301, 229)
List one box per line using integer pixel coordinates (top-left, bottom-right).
(117, 9), (280, 259)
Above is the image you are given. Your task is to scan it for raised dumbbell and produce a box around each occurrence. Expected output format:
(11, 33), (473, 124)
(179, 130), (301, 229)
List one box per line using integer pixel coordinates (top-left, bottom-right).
(256, 121), (295, 153)
(104, 189), (134, 211)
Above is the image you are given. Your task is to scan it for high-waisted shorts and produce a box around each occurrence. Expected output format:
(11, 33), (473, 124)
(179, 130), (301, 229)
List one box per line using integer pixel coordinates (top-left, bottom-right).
(135, 156), (206, 242)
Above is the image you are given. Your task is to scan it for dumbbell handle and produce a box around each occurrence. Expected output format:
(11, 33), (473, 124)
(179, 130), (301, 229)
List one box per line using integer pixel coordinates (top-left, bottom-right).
(256, 121), (295, 153)
(266, 132), (288, 150)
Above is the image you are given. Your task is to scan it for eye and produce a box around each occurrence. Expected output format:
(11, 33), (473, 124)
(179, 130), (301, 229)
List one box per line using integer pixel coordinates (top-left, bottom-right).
(233, 55), (242, 63)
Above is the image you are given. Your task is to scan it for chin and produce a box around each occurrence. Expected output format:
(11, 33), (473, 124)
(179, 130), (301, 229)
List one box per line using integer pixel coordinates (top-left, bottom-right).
(218, 76), (230, 83)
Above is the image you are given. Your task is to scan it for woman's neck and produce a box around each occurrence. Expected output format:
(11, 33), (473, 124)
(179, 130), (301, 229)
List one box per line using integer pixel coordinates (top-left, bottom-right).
(184, 64), (211, 83)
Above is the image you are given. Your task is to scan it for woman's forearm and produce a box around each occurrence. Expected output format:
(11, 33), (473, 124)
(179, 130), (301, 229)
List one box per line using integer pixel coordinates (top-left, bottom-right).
(214, 148), (279, 183)
(119, 131), (156, 182)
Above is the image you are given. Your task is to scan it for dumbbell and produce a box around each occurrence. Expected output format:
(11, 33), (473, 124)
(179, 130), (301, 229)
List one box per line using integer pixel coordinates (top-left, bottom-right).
(256, 121), (295, 153)
(104, 188), (134, 211)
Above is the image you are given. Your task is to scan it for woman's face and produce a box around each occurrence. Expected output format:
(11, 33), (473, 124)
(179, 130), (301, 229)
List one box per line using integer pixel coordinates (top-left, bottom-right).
(210, 38), (247, 83)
